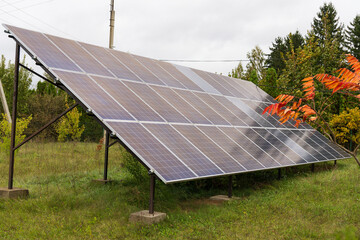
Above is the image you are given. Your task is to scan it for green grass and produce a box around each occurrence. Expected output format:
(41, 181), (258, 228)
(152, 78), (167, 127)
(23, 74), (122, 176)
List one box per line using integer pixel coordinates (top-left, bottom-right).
(0, 142), (359, 239)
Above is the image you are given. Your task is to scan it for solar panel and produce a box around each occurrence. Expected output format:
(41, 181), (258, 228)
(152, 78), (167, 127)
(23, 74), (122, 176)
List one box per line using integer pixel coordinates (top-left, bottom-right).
(4, 24), (350, 183)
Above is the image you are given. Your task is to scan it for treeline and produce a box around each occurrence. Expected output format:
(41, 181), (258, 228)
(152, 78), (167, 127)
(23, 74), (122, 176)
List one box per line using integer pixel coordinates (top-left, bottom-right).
(0, 55), (103, 142)
(230, 2), (360, 115)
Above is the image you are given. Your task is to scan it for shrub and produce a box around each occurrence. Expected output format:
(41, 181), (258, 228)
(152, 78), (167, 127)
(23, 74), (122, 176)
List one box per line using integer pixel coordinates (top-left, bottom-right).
(0, 114), (32, 152)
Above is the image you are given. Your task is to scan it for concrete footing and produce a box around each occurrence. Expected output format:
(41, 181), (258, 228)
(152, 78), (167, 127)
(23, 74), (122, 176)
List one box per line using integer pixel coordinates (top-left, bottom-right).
(92, 179), (113, 185)
(0, 188), (29, 199)
(129, 210), (166, 224)
(209, 195), (239, 202)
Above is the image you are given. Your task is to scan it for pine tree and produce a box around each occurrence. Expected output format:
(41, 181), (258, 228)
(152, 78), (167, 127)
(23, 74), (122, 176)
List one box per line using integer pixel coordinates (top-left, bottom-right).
(346, 15), (360, 59)
(266, 31), (304, 74)
(311, 2), (344, 50)
(266, 37), (286, 73)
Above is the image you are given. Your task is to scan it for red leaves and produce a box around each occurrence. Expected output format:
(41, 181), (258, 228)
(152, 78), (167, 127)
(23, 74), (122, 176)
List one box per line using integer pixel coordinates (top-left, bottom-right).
(262, 54), (360, 128)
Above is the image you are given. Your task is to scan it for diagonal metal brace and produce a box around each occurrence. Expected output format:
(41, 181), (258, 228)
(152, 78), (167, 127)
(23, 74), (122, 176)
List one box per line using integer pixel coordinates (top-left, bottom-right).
(19, 63), (57, 87)
(13, 103), (78, 151)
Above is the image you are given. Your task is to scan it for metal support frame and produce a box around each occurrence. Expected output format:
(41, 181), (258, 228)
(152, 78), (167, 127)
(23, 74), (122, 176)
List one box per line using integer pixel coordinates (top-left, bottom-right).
(103, 130), (110, 180)
(277, 168), (282, 180)
(8, 44), (20, 190)
(334, 160), (337, 166)
(311, 163), (315, 172)
(149, 173), (156, 214)
(227, 175), (233, 198)
(6, 43), (81, 189)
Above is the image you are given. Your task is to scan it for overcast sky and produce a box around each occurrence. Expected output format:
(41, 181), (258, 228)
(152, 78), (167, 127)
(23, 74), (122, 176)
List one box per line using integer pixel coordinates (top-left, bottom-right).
(0, 0), (359, 85)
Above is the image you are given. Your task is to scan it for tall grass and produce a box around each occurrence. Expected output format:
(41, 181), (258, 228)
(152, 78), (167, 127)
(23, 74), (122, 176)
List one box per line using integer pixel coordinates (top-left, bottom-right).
(0, 142), (359, 239)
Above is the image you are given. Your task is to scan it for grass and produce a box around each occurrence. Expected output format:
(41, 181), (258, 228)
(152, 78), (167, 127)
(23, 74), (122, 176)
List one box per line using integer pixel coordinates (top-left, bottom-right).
(0, 141), (359, 239)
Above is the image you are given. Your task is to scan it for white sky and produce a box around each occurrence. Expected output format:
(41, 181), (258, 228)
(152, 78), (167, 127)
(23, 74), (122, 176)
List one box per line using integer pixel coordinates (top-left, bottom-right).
(0, 0), (359, 85)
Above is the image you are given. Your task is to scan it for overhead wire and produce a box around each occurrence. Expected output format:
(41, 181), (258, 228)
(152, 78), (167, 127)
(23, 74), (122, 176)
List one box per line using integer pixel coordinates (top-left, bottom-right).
(1, 0), (77, 39)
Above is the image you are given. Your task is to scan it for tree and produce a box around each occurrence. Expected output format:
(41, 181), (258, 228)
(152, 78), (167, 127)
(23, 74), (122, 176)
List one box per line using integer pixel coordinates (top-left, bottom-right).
(248, 69), (258, 85)
(311, 2), (344, 49)
(345, 15), (360, 59)
(0, 55), (33, 117)
(263, 54), (360, 166)
(245, 46), (266, 81)
(266, 31), (304, 74)
(260, 67), (278, 97)
(266, 37), (287, 73)
(56, 96), (85, 142)
(229, 62), (246, 80)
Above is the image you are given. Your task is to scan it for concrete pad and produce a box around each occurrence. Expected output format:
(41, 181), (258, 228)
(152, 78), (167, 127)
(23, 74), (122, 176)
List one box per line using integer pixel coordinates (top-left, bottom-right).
(209, 195), (240, 202)
(129, 210), (166, 224)
(92, 179), (113, 185)
(0, 188), (29, 199)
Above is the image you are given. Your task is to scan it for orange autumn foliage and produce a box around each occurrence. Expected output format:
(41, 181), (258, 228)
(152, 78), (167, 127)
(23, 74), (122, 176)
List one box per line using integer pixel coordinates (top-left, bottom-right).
(263, 54), (360, 127)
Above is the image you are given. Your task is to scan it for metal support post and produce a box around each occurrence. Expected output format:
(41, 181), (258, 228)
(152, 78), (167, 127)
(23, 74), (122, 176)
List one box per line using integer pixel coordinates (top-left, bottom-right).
(311, 163), (315, 173)
(103, 130), (110, 180)
(227, 175), (233, 198)
(334, 160), (337, 166)
(8, 44), (20, 190)
(277, 168), (281, 180)
(149, 173), (155, 214)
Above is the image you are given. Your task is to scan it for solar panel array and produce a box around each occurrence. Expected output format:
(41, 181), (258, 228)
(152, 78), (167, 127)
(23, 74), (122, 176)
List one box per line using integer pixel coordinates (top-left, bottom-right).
(4, 24), (350, 183)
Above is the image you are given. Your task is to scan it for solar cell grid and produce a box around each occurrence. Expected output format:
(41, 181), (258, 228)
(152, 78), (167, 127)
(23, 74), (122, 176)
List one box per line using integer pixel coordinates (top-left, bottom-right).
(194, 92), (246, 126)
(53, 70), (134, 120)
(6, 25), (80, 71)
(197, 126), (264, 170)
(242, 128), (294, 165)
(151, 86), (211, 124)
(242, 100), (284, 128)
(174, 89), (230, 125)
(107, 122), (196, 182)
(80, 42), (142, 82)
(307, 131), (345, 158)
(46, 35), (112, 77)
(192, 69), (234, 96)
(144, 124), (223, 177)
(253, 128), (307, 164)
(285, 130), (327, 161)
(124, 81), (190, 123)
(207, 72), (247, 98)
(211, 95), (261, 127)
(173, 125), (245, 173)
(132, 55), (185, 88)
(156, 61), (203, 91)
(231, 128), (280, 168)
(227, 97), (274, 127)
(267, 129), (317, 163)
(91, 76), (164, 122)
(290, 130), (334, 159)
(109, 50), (163, 85)
(175, 65), (220, 94)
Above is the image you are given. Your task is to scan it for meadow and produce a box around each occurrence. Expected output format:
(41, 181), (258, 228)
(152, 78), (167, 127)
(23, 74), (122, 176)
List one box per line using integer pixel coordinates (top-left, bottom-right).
(0, 142), (359, 239)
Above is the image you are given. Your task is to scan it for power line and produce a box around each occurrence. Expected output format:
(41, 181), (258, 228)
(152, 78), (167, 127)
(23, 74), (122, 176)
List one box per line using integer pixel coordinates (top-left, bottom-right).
(1, 0), (76, 39)
(160, 59), (250, 62)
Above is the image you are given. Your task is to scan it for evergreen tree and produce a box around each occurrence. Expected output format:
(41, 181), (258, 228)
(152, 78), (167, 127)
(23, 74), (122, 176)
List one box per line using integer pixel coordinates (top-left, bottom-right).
(249, 69), (258, 85)
(266, 31), (304, 74)
(284, 31), (304, 52)
(346, 15), (360, 59)
(266, 37), (286, 73)
(311, 2), (344, 50)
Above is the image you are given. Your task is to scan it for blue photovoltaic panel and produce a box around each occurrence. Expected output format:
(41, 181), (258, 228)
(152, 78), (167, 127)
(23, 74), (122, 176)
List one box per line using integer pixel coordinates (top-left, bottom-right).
(4, 24), (350, 183)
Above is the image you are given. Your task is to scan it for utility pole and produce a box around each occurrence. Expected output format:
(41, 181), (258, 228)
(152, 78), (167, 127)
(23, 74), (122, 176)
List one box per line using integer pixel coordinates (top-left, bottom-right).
(104, 0), (115, 145)
(0, 79), (11, 124)
(109, 0), (115, 49)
